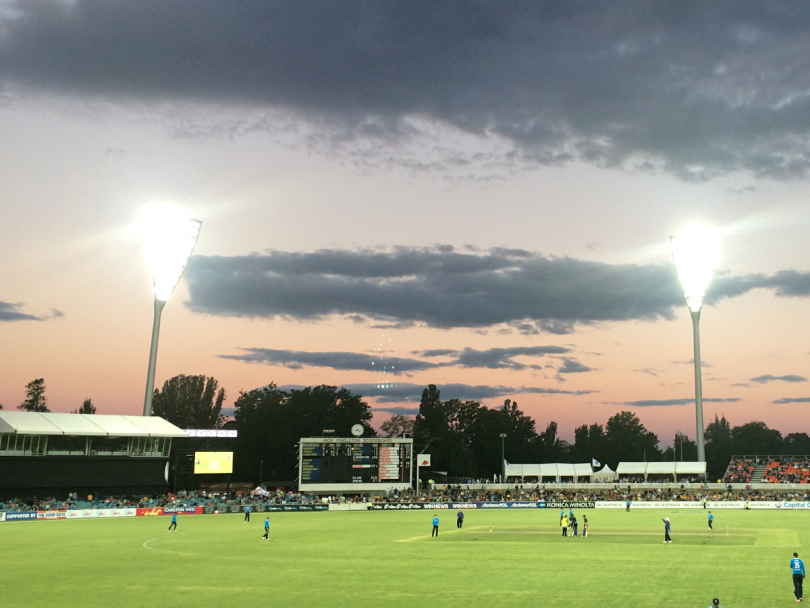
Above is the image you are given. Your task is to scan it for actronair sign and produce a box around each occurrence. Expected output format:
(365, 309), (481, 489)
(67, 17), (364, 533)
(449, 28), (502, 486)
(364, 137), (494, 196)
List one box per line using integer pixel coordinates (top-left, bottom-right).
(185, 429), (237, 438)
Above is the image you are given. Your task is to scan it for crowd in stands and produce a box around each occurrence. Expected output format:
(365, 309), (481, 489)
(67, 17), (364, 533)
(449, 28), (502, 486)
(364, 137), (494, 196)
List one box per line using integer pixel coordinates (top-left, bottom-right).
(4, 483), (810, 513)
(723, 457), (810, 484)
(763, 458), (810, 484)
(373, 483), (809, 504)
(724, 458), (755, 483)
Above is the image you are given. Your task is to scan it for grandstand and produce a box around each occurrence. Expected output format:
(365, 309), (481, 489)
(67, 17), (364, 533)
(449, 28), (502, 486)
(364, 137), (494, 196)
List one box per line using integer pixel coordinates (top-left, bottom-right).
(504, 462), (594, 483)
(722, 455), (810, 484)
(0, 411), (187, 499)
(504, 461), (706, 484)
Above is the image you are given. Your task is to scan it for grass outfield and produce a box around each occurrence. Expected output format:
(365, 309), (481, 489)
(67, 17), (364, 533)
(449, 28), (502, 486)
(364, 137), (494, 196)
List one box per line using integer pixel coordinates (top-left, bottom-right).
(0, 508), (807, 607)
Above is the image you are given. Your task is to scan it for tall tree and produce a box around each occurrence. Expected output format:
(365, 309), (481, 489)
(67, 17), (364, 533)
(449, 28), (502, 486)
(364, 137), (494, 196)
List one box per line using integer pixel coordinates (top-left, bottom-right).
(380, 414), (414, 438)
(233, 384), (374, 482)
(603, 411), (660, 468)
(571, 422), (605, 464)
(471, 399), (539, 478)
(151, 375), (225, 429)
(732, 421), (783, 455)
(18, 378), (49, 412)
(662, 432), (697, 462)
(72, 398), (97, 415)
(538, 421), (569, 462)
(704, 414), (733, 480)
(784, 432), (810, 455)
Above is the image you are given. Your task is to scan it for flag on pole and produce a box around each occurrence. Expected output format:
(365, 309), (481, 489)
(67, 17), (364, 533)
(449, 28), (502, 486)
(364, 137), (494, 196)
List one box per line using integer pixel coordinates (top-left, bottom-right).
(592, 458), (601, 468)
(418, 454), (431, 467)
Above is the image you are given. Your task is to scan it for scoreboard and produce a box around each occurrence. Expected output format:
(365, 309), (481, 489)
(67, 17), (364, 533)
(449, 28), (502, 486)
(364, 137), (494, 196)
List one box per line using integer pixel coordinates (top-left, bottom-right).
(299, 437), (413, 491)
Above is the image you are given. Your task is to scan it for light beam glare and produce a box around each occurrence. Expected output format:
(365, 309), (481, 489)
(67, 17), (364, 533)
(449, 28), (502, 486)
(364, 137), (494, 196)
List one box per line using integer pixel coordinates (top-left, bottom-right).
(134, 203), (201, 301)
(670, 223), (720, 312)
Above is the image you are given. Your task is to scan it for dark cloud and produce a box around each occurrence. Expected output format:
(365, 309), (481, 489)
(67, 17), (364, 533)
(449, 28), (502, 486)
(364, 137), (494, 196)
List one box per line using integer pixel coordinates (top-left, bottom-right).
(453, 346), (568, 370)
(671, 359), (712, 368)
(371, 406), (419, 416)
(557, 358), (592, 374)
(3, 2), (810, 179)
(278, 382), (594, 403)
(623, 397), (741, 407)
(773, 397), (810, 404)
(0, 301), (53, 322)
(220, 348), (442, 374)
(750, 374), (808, 384)
(185, 246), (810, 331)
(222, 344), (571, 374)
(416, 349), (458, 358)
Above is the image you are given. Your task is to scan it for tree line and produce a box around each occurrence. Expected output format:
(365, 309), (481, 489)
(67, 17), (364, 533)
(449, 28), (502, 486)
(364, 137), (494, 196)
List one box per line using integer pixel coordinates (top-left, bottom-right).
(9, 376), (809, 482)
(8, 378), (96, 414)
(148, 377), (808, 482)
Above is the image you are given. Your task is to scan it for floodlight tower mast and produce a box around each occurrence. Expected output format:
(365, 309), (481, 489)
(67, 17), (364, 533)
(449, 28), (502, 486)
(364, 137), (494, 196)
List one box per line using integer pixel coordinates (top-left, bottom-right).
(670, 224), (719, 463)
(139, 206), (201, 416)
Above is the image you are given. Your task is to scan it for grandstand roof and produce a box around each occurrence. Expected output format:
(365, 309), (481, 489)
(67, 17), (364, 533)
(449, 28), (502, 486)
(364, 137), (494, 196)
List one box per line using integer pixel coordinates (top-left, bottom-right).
(645, 462), (676, 474)
(504, 463), (593, 478)
(0, 412), (187, 437)
(616, 462), (647, 474)
(675, 461), (707, 475)
(573, 463), (593, 476)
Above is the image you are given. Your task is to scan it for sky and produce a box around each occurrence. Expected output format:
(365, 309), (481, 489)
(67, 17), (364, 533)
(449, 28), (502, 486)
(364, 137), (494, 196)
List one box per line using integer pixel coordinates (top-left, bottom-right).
(1, 1), (809, 447)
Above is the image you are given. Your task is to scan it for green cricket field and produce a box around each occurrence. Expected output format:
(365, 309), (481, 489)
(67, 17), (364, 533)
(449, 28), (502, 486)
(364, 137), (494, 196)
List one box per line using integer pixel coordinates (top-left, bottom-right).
(0, 508), (806, 607)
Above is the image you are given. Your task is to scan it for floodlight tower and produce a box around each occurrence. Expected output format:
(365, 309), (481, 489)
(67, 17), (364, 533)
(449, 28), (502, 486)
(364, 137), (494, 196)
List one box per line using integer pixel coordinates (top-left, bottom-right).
(139, 205), (202, 416)
(670, 224), (719, 463)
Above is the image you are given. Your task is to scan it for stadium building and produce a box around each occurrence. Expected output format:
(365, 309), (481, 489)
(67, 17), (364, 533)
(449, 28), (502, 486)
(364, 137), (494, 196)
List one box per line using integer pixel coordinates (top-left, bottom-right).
(0, 411), (187, 500)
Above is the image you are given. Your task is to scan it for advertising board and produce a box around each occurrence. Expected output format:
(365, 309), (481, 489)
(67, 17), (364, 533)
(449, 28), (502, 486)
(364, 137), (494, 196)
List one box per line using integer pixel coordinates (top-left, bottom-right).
(66, 508), (137, 519)
(163, 506), (203, 514)
(596, 501), (703, 509)
(136, 507), (165, 517)
(367, 501), (596, 510)
(0, 512), (5, 522)
(37, 511), (67, 520)
(202, 504), (327, 514)
(5, 511), (40, 521)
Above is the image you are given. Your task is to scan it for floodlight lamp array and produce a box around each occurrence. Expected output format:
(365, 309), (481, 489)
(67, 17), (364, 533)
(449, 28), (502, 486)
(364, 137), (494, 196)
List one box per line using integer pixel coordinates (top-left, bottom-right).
(138, 205), (202, 302)
(670, 224), (719, 313)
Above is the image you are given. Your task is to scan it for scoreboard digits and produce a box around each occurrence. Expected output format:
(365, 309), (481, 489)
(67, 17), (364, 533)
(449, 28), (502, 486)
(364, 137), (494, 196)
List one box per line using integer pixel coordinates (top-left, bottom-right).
(299, 437), (413, 489)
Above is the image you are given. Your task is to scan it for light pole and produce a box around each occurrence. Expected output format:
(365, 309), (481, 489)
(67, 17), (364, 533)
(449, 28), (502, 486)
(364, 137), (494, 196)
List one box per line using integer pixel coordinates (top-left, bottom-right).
(138, 204), (202, 416)
(671, 224), (719, 463)
(500, 433), (507, 483)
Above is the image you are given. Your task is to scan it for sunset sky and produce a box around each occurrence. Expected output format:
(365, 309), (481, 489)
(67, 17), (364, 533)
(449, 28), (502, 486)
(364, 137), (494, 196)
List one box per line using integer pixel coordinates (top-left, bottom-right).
(1, 1), (809, 446)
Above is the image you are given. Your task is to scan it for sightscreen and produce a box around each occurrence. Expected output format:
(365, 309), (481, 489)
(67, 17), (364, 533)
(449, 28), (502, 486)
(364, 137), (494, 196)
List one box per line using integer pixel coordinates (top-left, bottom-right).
(193, 451), (233, 474)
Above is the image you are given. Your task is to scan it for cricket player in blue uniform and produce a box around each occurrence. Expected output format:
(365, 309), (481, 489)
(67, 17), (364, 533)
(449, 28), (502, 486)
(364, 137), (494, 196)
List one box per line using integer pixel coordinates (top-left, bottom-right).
(262, 517), (270, 540)
(456, 510), (464, 529)
(168, 512), (177, 532)
(707, 598), (722, 607)
(432, 514), (440, 537)
(626, 498), (631, 512)
(708, 511), (714, 530)
(662, 517), (671, 543)
(244, 505), (251, 523)
(791, 552), (805, 602)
